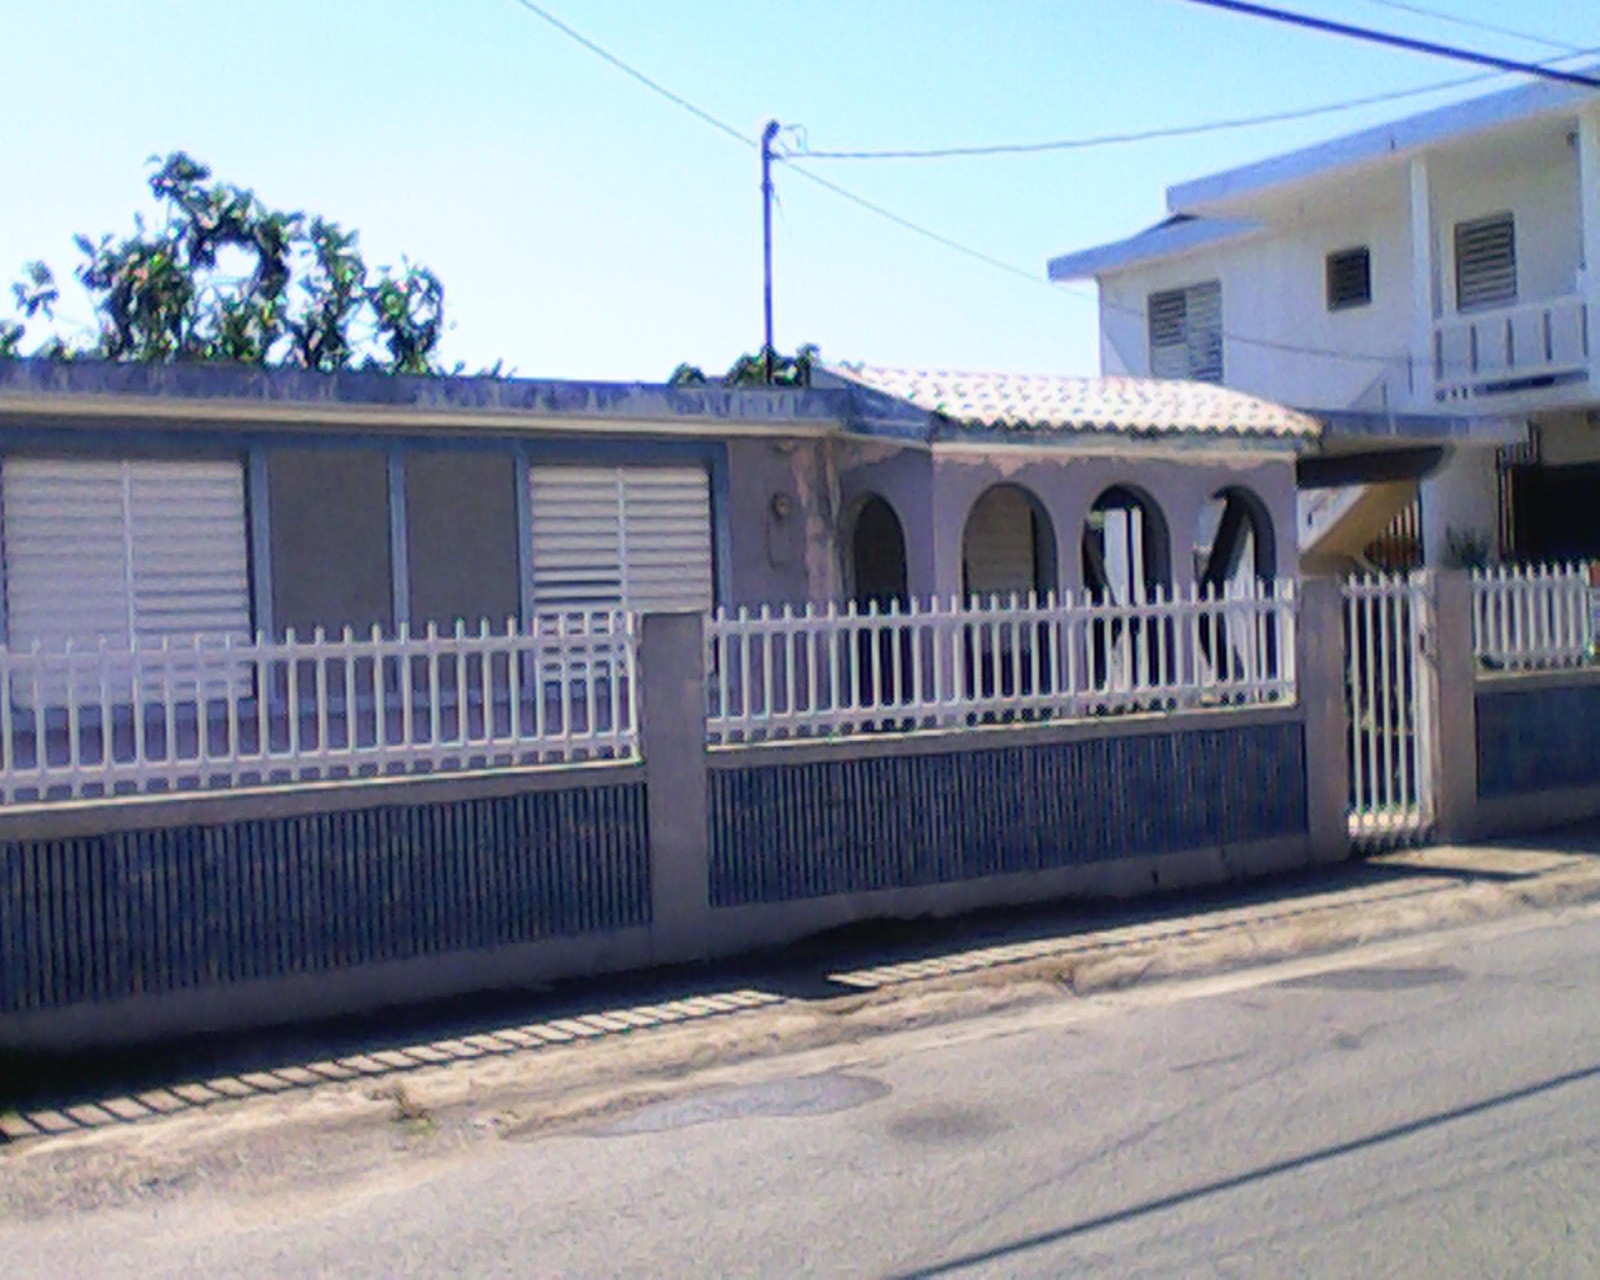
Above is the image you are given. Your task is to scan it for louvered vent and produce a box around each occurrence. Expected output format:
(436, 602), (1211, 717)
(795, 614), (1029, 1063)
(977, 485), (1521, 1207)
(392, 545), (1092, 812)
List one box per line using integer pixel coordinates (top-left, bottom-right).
(1148, 281), (1223, 384)
(1326, 247), (1372, 311)
(1455, 213), (1516, 312)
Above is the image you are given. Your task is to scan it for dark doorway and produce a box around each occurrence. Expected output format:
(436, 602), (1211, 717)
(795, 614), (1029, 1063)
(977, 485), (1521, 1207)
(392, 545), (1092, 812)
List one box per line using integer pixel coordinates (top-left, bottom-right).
(1510, 463), (1600, 562)
(851, 496), (909, 608)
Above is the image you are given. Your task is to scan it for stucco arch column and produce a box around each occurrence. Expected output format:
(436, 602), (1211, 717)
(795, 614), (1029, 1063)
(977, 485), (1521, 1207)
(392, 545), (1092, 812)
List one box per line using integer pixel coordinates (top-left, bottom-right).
(1059, 458), (1195, 599)
(931, 452), (1082, 601)
(1154, 476), (1207, 597)
(835, 445), (937, 602)
(1203, 456), (1300, 583)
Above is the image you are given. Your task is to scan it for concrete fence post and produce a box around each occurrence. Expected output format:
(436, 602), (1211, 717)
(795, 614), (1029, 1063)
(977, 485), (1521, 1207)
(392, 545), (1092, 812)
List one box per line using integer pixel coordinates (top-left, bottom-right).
(1431, 569), (1479, 841)
(1298, 576), (1351, 864)
(637, 611), (714, 962)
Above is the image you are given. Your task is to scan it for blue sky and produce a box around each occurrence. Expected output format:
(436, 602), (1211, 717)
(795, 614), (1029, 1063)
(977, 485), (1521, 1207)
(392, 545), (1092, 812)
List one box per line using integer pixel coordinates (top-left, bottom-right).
(3, 1), (1597, 381)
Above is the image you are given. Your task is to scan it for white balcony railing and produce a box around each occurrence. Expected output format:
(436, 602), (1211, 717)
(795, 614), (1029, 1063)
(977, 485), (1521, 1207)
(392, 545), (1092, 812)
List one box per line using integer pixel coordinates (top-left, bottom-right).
(1434, 294), (1590, 402)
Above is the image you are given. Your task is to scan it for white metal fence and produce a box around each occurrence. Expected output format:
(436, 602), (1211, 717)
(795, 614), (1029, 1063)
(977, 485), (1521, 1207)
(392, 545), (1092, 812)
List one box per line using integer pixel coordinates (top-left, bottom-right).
(1472, 562), (1596, 673)
(1344, 572), (1435, 844)
(706, 585), (1297, 745)
(0, 613), (636, 804)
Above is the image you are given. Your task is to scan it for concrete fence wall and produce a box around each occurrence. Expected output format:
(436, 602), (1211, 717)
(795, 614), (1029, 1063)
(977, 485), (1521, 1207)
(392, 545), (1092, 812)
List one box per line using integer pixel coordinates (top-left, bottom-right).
(1415, 567), (1600, 842)
(0, 581), (1358, 1051)
(1472, 668), (1600, 836)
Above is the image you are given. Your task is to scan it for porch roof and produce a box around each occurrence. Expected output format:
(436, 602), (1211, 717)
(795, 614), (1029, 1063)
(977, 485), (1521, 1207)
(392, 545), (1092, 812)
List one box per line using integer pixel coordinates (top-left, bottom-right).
(828, 363), (1322, 443)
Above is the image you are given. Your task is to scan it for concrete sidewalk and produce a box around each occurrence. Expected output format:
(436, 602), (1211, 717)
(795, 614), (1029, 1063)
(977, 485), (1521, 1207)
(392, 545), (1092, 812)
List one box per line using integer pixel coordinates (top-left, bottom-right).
(4, 825), (1599, 1151)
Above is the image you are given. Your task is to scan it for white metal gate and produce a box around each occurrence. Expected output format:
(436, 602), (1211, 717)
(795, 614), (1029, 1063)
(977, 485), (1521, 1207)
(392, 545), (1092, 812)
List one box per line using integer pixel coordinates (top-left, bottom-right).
(1343, 571), (1437, 844)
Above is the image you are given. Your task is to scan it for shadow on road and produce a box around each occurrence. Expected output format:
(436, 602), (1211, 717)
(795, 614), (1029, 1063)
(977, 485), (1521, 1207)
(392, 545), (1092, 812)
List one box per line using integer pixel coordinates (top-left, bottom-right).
(897, 1061), (1600, 1276)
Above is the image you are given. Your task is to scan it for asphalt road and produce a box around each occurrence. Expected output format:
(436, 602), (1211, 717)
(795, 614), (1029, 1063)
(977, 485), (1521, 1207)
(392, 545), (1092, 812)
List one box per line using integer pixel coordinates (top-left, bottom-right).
(5, 909), (1598, 1277)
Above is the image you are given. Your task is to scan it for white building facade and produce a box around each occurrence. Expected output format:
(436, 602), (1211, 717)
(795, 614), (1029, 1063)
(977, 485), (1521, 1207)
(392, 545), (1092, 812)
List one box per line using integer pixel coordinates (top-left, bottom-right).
(1050, 72), (1600, 571)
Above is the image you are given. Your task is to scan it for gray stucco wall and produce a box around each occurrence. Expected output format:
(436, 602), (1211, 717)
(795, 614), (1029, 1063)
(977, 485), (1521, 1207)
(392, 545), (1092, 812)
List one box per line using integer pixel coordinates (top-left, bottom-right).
(267, 447), (393, 635)
(835, 444), (1298, 601)
(404, 449), (520, 630)
(837, 444), (938, 599)
(723, 438), (842, 606)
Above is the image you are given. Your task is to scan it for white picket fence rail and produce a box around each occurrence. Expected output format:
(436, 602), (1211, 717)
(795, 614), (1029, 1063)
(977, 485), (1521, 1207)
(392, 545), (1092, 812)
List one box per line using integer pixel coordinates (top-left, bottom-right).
(706, 585), (1297, 745)
(0, 613), (636, 804)
(1472, 562), (1596, 673)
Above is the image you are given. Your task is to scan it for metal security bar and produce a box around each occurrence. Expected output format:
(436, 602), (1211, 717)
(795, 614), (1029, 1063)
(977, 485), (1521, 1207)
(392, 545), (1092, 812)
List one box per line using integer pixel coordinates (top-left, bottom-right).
(1344, 571), (1435, 845)
(706, 584), (1297, 746)
(0, 612), (636, 805)
(1472, 562), (1595, 673)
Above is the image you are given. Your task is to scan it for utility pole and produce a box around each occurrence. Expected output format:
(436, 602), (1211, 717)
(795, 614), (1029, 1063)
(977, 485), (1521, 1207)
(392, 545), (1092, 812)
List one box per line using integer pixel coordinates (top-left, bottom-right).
(761, 119), (780, 384)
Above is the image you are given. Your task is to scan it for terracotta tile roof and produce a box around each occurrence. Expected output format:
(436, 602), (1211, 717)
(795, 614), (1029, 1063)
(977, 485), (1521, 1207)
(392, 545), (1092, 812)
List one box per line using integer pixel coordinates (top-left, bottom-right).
(831, 364), (1321, 440)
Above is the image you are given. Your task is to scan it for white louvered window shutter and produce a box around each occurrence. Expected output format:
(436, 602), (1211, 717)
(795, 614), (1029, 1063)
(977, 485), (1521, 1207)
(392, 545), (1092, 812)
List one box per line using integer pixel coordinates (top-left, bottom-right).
(126, 461), (252, 646)
(2, 458), (251, 651)
(528, 465), (713, 618)
(2, 459), (132, 649)
(528, 468), (626, 619)
(616, 467), (714, 612)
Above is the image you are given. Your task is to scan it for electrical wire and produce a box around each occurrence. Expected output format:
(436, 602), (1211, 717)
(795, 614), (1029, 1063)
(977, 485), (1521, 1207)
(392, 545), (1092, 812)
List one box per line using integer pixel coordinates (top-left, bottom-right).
(1356, 0), (1587, 56)
(790, 52), (1596, 159)
(1180, 0), (1600, 87)
(507, 0), (756, 152)
(503, 0), (1542, 370)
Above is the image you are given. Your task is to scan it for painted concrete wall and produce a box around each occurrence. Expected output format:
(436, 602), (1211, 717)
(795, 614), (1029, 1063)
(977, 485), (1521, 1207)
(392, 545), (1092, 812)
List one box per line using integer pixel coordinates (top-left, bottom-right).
(1098, 204), (1414, 411)
(1421, 446), (1499, 565)
(267, 447), (393, 635)
(1096, 128), (1589, 414)
(1537, 409), (1600, 466)
(404, 449), (521, 630)
(1429, 135), (1583, 310)
(1474, 668), (1600, 836)
(722, 438), (841, 606)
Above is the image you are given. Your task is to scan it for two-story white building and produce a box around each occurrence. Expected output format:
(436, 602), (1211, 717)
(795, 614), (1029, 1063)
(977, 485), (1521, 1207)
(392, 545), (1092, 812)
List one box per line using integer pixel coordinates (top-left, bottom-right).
(1049, 71), (1600, 573)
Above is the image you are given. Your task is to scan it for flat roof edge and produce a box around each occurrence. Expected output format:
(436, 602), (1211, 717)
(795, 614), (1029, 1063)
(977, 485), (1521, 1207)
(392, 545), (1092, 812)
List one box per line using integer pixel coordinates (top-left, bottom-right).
(0, 358), (849, 430)
(1167, 70), (1599, 214)
(1048, 218), (1261, 281)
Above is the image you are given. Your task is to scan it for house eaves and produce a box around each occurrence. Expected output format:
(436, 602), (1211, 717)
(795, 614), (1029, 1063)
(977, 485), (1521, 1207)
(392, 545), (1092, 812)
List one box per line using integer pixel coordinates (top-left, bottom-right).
(1313, 407), (1527, 447)
(1167, 68), (1600, 216)
(1047, 215), (1262, 282)
(0, 359), (852, 440)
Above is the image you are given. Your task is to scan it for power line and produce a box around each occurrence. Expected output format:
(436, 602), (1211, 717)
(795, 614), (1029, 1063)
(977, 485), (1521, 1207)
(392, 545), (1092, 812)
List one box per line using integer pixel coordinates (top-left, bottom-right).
(502, 0), (1502, 371)
(776, 160), (1426, 367)
(1179, 0), (1600, 87)
(790, 52), (1597, 160)
(780, 164), (1046, 286)
(1357, 0), (1587, 55)
(507, 0), (756, 151)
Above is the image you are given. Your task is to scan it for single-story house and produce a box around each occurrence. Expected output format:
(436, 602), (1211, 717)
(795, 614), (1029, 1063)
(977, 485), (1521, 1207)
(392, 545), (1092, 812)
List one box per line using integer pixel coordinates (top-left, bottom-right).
(0, 359), (1317, 656)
